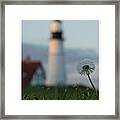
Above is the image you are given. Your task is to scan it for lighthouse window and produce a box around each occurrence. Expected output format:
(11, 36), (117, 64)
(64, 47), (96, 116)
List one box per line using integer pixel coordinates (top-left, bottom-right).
(52, 32), (62, 39)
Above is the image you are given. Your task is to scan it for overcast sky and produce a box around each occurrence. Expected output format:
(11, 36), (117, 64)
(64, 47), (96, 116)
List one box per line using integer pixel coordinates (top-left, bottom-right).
(22, 20), (99, 52)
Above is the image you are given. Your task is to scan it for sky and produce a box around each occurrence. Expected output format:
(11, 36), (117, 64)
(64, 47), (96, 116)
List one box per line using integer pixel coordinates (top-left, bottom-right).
(22, 20), (99, 52)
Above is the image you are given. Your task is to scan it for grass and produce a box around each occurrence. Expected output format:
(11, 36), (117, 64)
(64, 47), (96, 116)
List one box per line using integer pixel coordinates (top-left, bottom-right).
(22, 85), (99, 100)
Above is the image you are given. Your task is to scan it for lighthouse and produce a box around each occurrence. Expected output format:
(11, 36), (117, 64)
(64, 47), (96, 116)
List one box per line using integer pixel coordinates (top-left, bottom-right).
(46, 20), (66, 86)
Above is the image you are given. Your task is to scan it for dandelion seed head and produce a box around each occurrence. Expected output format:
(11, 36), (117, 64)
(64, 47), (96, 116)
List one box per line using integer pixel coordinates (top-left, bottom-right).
(77, 59), (95, 75)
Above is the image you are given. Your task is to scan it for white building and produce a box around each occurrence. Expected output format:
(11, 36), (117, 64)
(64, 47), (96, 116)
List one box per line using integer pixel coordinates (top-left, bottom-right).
(47, 20), (66, 86)
(22, 57), (46, 87)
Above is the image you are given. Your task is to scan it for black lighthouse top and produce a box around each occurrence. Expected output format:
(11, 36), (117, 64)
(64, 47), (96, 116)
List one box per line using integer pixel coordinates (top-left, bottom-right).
(53, 20), (61, 23)
(51, 20), (63, 41)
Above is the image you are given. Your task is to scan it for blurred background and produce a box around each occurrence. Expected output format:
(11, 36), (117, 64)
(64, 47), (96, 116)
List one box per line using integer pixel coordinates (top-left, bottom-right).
(22, 20), (99, 89)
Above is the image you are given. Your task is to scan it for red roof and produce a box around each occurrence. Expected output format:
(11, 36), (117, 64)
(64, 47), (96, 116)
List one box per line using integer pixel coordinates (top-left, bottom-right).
(22, 60), (43, 87)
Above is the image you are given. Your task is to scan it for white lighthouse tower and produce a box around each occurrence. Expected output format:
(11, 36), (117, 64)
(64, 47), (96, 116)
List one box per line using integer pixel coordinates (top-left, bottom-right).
(46, 20), (66, 86)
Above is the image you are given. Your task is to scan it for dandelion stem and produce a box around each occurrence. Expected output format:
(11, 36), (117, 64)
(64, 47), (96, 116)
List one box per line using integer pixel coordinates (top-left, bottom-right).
(87, 74), (98, 99)
(87, 74), (95, 90)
